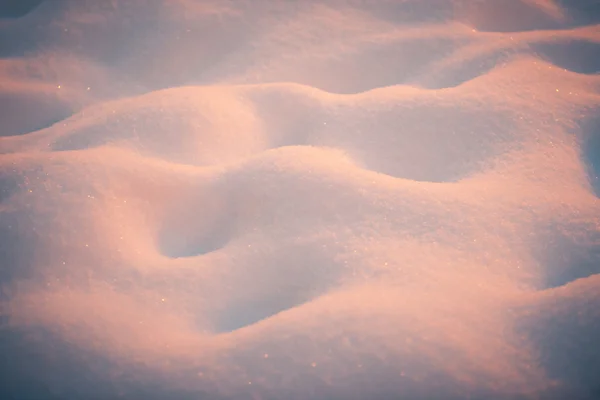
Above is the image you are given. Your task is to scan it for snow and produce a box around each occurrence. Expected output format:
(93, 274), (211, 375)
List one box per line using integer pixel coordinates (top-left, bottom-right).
(1, 1), (599, 399)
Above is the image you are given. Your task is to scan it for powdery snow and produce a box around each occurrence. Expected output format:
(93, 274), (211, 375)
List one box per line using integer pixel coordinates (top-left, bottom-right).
(1, 1), (599, 399)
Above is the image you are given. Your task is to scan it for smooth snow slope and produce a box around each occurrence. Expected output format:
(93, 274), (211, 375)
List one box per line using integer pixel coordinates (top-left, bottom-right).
(1, 1), (600, 399)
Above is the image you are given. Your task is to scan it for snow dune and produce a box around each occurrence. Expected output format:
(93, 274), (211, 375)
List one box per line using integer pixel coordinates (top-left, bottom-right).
(1, 1), (599, 399)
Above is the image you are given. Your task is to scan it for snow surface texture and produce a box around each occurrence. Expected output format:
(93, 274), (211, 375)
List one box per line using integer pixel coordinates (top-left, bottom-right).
(1, 0), (600, 399)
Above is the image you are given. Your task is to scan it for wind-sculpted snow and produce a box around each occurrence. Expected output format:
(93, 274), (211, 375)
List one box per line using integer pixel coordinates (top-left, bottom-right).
(1, 1), (600, 399)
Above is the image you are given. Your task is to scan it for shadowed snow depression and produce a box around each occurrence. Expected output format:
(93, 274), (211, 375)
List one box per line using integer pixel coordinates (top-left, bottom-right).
(1, 1), (600, 399)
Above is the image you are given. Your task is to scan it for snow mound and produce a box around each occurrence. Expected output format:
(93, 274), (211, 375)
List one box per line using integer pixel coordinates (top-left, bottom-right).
(1, 1), (600, 399)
